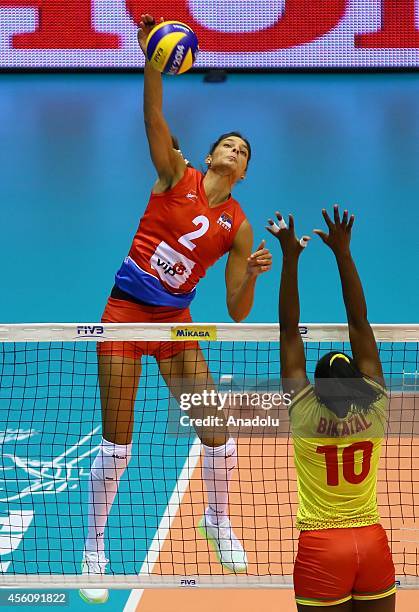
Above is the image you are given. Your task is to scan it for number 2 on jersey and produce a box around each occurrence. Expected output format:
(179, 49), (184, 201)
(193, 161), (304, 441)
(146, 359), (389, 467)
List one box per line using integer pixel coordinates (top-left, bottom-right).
(316, 441), (374, 486)
(178, 215), (210, 251)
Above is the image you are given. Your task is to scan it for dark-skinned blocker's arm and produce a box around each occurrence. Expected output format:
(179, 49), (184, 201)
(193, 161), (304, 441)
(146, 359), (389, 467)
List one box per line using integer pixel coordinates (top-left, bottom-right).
(138, 14), (185, 187)
(267, 213), (310, 396)
(314, 205), (384, 385)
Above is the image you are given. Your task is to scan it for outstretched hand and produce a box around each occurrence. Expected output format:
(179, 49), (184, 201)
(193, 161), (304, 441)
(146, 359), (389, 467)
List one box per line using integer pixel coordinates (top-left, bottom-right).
(314, 204), (354, 256)
(247, 239), (272, 277)
(137, 13), (163, 56)
(266, 212), (310, 258)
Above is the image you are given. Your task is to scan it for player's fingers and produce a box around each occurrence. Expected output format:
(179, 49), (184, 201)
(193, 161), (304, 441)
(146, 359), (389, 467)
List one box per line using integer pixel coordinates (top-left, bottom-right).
(266, 225), (279, 236)
(275, 212), (288, 230)
(322, 209), (333, 230)
(313, 229), (328, 242)
(249, 255), (267, 265)
(250, 239), (268, 259)
(288, 214), (295, 231)
(267, 219), (282, 236)
(342, 209), (349, 226)
(347, 214), (355, 230)
(255, 239), (266, 252)
(252, 262), (272, 272)
(299, 236), (311, 248)
(333, 204), (340, 224)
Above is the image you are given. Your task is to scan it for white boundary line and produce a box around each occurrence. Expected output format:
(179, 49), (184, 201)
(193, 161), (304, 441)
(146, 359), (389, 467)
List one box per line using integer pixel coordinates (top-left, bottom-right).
(123, 438), (202, 612)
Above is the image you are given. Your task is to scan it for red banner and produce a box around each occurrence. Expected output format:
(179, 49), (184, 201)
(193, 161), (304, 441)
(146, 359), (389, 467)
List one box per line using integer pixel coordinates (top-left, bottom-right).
(0, 0), (418, 67)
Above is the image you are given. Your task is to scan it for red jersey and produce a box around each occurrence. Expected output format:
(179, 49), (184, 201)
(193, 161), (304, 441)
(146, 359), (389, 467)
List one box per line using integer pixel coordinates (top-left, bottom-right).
(127, 167), (247, 295)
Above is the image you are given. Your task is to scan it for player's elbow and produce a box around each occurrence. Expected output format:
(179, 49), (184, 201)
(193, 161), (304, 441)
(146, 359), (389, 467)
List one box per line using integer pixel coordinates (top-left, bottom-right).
(230, 311), (245, 323)
(228, 304), (246, 323)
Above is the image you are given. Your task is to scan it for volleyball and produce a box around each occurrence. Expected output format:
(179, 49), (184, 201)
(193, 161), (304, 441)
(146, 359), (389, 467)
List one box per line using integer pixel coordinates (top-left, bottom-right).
(146, 21), (199, 75)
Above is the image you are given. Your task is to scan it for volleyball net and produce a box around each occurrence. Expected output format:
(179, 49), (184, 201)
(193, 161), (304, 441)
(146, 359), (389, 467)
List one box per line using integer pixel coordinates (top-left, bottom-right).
(0, 323), (418, 589)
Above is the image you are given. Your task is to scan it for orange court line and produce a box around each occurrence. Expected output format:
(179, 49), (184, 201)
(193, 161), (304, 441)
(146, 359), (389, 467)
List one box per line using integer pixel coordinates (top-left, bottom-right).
(136, 588), (418, 612)
(134, 429), (419, 612)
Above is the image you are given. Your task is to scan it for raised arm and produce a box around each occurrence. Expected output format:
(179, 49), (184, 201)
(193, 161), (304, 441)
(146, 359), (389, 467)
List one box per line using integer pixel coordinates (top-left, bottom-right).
(225, 221), (272, 322)
(267, 213), (309, 395)
(138, 15), (186, 189)
(314, 205), (384, 385)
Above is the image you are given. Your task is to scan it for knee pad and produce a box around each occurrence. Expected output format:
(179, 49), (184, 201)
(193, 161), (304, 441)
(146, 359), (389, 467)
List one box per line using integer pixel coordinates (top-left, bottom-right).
(91, 438), (132, 482)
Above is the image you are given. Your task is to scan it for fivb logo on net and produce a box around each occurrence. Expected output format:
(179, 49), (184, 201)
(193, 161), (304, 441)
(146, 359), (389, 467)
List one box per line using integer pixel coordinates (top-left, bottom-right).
(180, 577), (198, 587)
(76, 325), (104, 337)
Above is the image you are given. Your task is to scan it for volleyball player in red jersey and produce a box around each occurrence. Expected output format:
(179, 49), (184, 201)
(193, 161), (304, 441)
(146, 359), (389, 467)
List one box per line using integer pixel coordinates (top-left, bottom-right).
(79, 14), (272, 603)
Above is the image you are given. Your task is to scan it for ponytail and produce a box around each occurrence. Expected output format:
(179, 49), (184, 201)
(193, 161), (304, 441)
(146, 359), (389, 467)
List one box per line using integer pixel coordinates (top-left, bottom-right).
(314, 352), (382, 418)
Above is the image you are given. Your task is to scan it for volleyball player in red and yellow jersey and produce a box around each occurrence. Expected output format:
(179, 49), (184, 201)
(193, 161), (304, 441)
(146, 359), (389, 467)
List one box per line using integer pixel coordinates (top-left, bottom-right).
(79, 14), (272, 604)
(267, 206), (395, 611)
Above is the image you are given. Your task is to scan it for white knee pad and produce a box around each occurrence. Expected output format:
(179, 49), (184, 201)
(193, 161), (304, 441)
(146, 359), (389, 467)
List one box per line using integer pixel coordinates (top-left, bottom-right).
(91, 438), (132, 482)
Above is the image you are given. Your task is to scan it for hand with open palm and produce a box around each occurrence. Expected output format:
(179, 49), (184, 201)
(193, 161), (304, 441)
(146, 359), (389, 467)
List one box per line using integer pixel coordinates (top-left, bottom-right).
(314, 204), (355, 257)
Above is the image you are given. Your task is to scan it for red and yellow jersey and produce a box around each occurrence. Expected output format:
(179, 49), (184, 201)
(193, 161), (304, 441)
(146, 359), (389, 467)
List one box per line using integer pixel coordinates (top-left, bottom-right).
(127, 167), (246, 294)
(290, 378), (388, 531)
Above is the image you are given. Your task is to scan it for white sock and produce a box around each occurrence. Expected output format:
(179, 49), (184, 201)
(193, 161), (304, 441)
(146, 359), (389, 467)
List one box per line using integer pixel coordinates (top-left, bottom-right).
(85, 437), (132, 555)
(202, 438), (237, 525)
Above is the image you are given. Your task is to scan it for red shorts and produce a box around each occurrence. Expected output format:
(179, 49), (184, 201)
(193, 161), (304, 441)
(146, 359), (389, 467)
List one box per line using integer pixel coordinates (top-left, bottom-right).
(294, 524), (396, 607)
(97, 297), (198, 361)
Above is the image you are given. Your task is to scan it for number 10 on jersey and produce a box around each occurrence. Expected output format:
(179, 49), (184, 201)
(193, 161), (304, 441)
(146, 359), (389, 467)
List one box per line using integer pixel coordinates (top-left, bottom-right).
(316, 441), (374, 487)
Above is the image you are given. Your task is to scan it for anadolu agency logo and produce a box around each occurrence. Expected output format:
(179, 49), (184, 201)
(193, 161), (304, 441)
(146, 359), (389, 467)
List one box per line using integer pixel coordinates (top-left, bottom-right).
(170, 326), (217, 341)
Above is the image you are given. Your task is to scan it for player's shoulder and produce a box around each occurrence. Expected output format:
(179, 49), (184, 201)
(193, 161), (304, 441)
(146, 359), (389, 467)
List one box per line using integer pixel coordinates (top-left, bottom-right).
(174, 164), (202, 186)
(228, 190), (245, 211)
(361, 374), (388, 397)
(184, 165), (202, 179)
(151, 165), (201, 196)
(361, 375), (389, 422)
(228, 198), (249, 235)
(289, 384), (324, 438)
(289, 384), (316, 411)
